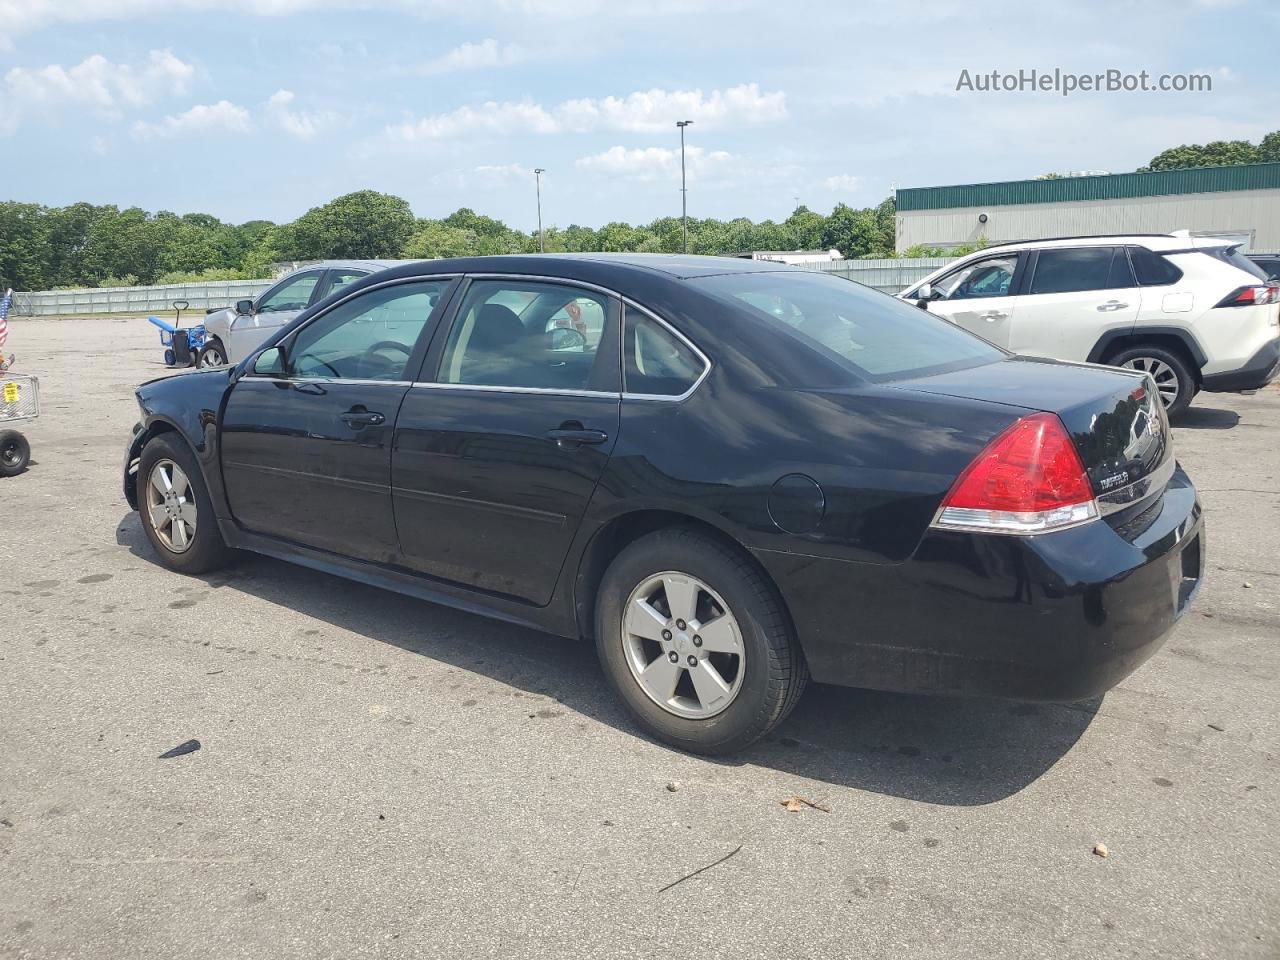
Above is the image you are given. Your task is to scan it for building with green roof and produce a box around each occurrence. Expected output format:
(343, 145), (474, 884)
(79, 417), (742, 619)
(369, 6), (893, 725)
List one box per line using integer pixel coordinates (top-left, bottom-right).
(895, 162), (1280, 253)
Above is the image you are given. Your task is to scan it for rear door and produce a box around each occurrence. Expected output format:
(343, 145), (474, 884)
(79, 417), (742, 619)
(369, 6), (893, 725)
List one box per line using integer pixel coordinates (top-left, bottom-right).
(221, 278), (456, 563)
(227, 269), (325, 363)
(921, 253), (1022, 348)
(1010, 247), (1140, 360)
(391, 276), (621, 604)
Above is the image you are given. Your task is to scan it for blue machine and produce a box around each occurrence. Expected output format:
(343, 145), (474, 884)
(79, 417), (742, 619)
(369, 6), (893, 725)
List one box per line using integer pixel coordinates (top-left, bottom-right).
(147, 300), (208, 367)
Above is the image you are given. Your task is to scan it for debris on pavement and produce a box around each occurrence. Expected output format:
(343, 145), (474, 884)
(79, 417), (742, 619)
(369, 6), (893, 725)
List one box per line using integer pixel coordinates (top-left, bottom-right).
(659, 844), (743, 893)
(158, 739), (201, 759)
(666, 781), (680, 792)
(1093, 842), (1110, 858)
(780, 795), (831, 813)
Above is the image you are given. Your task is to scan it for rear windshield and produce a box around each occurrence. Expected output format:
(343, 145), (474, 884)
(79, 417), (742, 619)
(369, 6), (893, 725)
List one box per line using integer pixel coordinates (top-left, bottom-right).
(1203, 245), (1269, 281)
(692, 270), (1004, 383)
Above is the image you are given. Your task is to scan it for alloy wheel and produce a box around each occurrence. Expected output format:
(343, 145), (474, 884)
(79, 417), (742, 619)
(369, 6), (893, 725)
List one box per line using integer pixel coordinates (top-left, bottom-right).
(621, 571), (745, 719)
(146, 458), (198, 553)
(1, 442), (20, 468)
(1120, 356), (1179, 407)
(199, 346), (226, 368)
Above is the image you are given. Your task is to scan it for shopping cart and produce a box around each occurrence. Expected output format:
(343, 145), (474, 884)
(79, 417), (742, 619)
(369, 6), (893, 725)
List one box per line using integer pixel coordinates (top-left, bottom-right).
(0, 371), (39, 477)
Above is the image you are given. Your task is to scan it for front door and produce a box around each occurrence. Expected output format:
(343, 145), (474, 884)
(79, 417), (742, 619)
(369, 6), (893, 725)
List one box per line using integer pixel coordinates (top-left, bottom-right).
(226, 269), (325, 363)
(221, 278), (456, 563)
(392, 278), (621, 604)
(923, 253), (1021, 349)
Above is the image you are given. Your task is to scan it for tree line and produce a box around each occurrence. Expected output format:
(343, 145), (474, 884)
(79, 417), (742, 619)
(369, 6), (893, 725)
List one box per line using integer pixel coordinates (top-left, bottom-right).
(0, 191), (897, 291)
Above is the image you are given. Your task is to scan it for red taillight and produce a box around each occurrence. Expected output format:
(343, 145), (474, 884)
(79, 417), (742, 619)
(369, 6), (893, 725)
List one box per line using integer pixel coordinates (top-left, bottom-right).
(1217, 285), (1278, 307)
(933, 413), (1098, 534)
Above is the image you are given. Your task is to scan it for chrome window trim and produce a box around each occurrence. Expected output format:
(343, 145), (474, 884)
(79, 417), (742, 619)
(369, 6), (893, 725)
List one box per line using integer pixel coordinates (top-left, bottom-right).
(410, 382), (620, 399)
(247, 377), (414, 388)
(438, 272), (712, 403)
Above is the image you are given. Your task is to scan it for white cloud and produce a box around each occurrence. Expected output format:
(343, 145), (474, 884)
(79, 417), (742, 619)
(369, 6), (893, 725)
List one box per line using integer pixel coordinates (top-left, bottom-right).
(420, 38), (526, 74)
(132, 99), (251, 139)
(576, 145), (738, 183)
(473, 163), (532, 183)
(0, 49), (193, 134)
(265, 89), (341, 139)
(821, 174), (860, 191)
(386, 83), (786, 141)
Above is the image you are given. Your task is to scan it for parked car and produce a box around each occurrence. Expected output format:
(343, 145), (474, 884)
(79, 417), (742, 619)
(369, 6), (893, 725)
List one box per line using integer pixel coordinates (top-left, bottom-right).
(1248, 252), (1280, 281)
(124, 254), (1203, 755)
(899, 234), (1280, 416)
(199, 260), (408, 366)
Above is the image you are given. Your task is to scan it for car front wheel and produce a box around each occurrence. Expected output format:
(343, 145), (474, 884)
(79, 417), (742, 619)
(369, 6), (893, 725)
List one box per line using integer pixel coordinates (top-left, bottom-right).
(198, 339), (228, 368)
(595, 527), (807, 755)
(138, 434), (234, 574)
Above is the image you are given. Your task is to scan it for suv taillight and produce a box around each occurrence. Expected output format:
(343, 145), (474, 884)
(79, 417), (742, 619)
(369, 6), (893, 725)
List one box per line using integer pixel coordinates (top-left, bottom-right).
(1216, 285), (1278, 307)
(931, 412), (1098, 535)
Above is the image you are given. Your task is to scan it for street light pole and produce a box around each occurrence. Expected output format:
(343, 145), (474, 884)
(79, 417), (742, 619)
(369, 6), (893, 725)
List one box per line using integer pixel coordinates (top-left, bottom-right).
(534, 168), (545, 253)
(676, 120), (693, 253)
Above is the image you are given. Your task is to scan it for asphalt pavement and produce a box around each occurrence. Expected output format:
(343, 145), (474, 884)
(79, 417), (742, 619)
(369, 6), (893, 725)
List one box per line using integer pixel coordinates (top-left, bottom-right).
(1, 315), (1277, 959)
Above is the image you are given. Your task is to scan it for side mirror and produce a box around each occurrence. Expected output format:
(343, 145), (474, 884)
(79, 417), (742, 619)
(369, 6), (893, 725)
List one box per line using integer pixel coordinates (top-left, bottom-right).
(235, 299), (255, 316)
(917, 282), (935, 301)
(252, 346), (286, 377)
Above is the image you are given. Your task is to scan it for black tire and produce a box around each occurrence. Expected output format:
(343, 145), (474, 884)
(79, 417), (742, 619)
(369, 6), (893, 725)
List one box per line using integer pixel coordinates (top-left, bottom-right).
(137, 434), (235, 575)
(1105, 344), (1197, 418)
(0, 430), (30, 477)
(595, 527), (807, 755)
(198, 339), (227, 368)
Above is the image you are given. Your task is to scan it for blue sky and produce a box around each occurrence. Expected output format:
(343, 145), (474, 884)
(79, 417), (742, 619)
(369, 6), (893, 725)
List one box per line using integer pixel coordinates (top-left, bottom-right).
(2, 0), (1276, 230)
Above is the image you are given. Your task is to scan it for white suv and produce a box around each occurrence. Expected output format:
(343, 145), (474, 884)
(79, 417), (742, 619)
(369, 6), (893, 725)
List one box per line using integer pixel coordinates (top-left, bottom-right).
(899, 234), (1280, 416)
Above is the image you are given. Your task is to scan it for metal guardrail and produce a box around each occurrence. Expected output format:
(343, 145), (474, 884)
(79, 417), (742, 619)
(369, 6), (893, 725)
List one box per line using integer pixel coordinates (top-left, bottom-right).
(9, 257), (957, 316)
(11, 279), (273, 316)
(796, 257), (955, 294)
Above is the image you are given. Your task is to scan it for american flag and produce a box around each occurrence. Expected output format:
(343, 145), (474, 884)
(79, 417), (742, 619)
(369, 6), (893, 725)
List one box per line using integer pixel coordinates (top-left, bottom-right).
(0, 288), (10, 350)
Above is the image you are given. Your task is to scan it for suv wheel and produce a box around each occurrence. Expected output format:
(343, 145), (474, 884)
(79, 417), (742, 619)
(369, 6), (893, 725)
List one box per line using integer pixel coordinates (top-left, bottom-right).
(1108, 345), (1196, 418)
(594, 527), (807, 755)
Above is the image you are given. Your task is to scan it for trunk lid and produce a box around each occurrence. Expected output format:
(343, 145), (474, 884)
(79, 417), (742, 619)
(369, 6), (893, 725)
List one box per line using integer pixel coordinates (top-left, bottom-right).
(891, 356), (1172, 498)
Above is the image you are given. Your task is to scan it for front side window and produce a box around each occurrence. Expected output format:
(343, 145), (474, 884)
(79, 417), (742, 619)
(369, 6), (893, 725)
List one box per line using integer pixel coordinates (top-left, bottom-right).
(436, 280), (614, 391)
(694, 270), (1003, 383)
(282, 280), (448, 381)
(1029, 248), (1129, 295)
(623, 308), (704, 397)
(257, 271), (323, 313)
(934, 255), (1018, 301)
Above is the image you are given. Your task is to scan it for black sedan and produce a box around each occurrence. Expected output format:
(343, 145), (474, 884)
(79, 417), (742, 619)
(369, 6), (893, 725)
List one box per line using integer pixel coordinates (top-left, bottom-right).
(124, 254), (1203, 754)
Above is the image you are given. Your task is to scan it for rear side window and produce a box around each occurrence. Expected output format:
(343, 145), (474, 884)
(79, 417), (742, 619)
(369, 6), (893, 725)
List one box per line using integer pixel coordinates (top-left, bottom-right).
(1029, 248), (1130, 294)
(623, 308), (704, 397)
(1203, 246), (1269, 281)
(1128, 247), (1183, 286)
(693, 270), (1003, 383)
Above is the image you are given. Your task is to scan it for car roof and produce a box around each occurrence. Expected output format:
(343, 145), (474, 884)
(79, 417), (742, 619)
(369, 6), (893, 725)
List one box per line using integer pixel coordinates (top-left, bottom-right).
(973, 233), (1235, 255)
(370, 252), (798, 284)
(283, 259), (414, 275)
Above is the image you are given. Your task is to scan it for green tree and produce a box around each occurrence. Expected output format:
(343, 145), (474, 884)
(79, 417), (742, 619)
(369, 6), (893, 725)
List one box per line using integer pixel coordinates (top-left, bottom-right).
(287, 190), (416, 259)
(0, 202), (53, 289)
(403, 221), (478, 259)
(1259, 130), (1280, 163)
(784, 205), (825, 249)
(1141, 139), (1260, 172)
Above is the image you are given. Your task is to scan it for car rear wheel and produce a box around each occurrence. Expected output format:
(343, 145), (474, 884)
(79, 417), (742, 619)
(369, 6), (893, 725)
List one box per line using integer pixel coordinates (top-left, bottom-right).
(138, 434), (235, 574)
(1108, 345), (1196, 418)
(0, 430), (30, 477)
(595, 527), (807, 755)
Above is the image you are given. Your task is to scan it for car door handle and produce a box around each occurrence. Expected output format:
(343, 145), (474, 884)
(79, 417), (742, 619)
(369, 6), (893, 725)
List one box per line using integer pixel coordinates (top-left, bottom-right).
(1097, 301), (1130, 312)
(979, 311), (1008, 321)
(547, 427), (609, 447)
(340, 409), (385, 428)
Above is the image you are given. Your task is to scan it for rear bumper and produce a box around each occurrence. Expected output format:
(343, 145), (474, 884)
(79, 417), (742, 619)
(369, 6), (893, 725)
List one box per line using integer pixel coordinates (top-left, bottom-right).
(754, 466), (1203, 702)
(1201, 338), (1280, 392)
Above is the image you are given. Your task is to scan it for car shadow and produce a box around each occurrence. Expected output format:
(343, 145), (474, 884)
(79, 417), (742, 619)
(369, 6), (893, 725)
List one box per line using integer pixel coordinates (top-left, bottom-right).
(1175, 406), (1240, 430)
(117, 513), (1098, 807)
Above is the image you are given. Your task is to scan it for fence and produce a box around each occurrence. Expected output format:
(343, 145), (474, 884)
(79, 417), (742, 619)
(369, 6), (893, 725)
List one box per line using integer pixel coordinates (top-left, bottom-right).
(9, 257), (955, 316)
(11, 279), (273, 317)
(796, 256), (955, 294)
